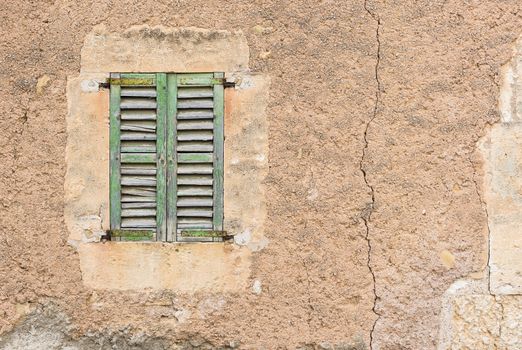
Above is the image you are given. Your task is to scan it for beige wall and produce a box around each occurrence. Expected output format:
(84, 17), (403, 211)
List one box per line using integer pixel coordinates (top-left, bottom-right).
(1, 1), (522, 349)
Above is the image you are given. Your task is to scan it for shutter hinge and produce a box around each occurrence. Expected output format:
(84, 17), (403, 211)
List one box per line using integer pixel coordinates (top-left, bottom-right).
(100, 231), (112, 242)
(223, 80), (236, 88)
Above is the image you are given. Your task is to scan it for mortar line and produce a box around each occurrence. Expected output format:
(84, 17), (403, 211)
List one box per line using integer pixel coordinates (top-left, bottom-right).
(361, 1), (382, 349)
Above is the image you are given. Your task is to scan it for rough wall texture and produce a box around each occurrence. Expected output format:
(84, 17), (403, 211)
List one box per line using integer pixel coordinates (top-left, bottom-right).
(0, 0), (522, 349)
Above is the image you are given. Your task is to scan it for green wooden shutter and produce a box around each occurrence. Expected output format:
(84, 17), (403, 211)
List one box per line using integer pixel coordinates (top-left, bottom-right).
(110, 72), (224, 242)
(167, 73), (224, 242)
(109, 73), (167, 241)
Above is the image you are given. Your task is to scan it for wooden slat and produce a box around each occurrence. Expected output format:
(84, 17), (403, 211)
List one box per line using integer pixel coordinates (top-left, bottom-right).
(177, 217), (213, 224)
(156, 73), (168, 241)
(177, 163), (213, 174)
(120, 121), (156, 133)
(177, 120), (213, 130)
(121, 153), (156, 163)
(121, 132), (156, 141)
(121, 217), (156, 228)
(177, 130), (213, 141)
(109, 74), (121, 232)
(121, 110), (156, 120)
(177, 186), (213, 196)
(177, 174), (213, 186)
(176, 142), (213, 152)
(121, 141), (156, 153)
(177, 196), (213, 207)
(121, 176), (156, 186)
(121, 208), (156, 217)
(121, 166), (156, 175)
(178, 87), (213, 98)
(177, 98), (214, 109)
(121, 195), (156, 202)
(177, 208), (213, 217)
(178, 222), (213, 229)
(213, 72), (225, 231)
(122, 202), (156, 209)
(177, 153), (213, 163)
(120, 97), (157, 109)
(177, 109), (214, 119)
(121, 186), (156, 197)
(121, 87), (157, 97)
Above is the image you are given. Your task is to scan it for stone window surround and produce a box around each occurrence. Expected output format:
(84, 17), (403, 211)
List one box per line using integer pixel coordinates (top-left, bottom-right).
(64, 25), (269, 292)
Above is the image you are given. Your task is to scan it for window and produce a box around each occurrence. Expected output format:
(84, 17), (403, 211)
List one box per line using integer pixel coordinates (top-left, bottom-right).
(109, 73), (224, 242)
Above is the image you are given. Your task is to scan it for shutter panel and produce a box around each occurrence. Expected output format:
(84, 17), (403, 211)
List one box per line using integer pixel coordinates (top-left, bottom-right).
(109, 73), (167, 241)
(167, 73), (224, 242)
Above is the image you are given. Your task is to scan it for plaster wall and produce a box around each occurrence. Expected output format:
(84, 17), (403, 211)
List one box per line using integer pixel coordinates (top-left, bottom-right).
(1, 1), (522, 349)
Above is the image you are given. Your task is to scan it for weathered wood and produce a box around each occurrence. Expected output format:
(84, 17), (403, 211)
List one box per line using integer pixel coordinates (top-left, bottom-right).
(177, 217), (213, 224)
(121, 141), (156, 153)
(120, 87), (157, 97)
(180, 230), (230, 238)
(177, 222), (213, 229)
(121, 110), (156, 120)
(177, 142), (213, 152)
(120, 121), (156, 133)
(177, 153), (213, 163)
(177, 186), (213, 196)
(177, 208), (213, 217)
(213, 72), (225, 231)
(121, 186), (156, 197)
(177, 73), (220, 86)
(109, 73), (122, 234)
(110, 229), (155, 240)
(121, 153), (156, 163)
(178, 87), (214, 98)
(177, 120), (213, 130)
(122, 202), (156, 209)
(177, 98), (214, 109)
(166, 73), (178, 242)
(120, 132), (156, 141)
(177, 109), (214, 119)
(177, 130), (213, 141)
(121, 208), (156, 217)
(121, 166), (156, 175)
(177, 174), (213, 186)
(155, 73), (168, 241)
(177, 163), (213, 174)
(177, 196), (213, 207)
(120, 97), (157, 109)
(121, 195), (156, 202)
(121, 217), (156, 228)
(120, 176), (156, 186)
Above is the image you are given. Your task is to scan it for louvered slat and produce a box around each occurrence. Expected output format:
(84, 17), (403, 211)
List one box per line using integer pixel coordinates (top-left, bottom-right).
(174, 81), (219, 239)
(110, 73), (163, 241)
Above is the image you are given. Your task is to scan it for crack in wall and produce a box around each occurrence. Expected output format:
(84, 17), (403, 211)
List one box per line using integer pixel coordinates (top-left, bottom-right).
(361, 1), (382, 349)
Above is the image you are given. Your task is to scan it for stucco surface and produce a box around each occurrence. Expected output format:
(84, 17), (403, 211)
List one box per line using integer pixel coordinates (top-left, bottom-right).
(1, 1), (522, 349)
